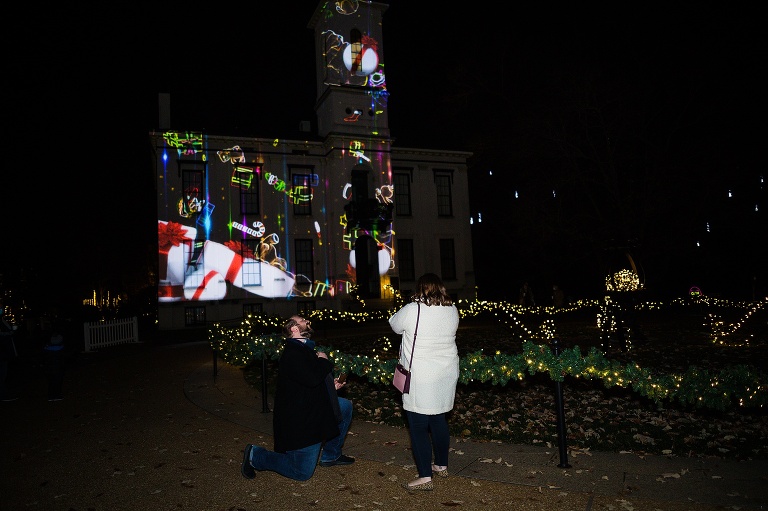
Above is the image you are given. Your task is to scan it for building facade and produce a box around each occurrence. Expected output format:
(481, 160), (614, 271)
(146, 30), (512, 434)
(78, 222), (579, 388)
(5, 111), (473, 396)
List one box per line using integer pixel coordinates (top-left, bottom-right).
(149, 1), (475, 329)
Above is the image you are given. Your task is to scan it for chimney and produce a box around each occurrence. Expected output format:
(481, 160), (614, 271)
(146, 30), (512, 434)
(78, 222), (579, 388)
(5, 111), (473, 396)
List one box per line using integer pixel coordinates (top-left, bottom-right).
(159, 93), (171, 130)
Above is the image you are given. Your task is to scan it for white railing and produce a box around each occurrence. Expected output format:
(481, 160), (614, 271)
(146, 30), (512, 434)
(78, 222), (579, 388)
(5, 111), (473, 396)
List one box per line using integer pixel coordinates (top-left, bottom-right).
(83, 317), (139, 352)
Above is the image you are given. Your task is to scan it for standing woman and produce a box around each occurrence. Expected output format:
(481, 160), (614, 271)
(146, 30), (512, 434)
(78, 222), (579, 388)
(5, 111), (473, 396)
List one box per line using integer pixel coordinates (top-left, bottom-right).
(389, 273), (460, 491)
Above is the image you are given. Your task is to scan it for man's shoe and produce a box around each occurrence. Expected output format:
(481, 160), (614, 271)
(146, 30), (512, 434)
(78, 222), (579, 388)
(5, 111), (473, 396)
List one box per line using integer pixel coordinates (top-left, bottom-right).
(319, 454), (355, 467)
(241, 444), (255, 479)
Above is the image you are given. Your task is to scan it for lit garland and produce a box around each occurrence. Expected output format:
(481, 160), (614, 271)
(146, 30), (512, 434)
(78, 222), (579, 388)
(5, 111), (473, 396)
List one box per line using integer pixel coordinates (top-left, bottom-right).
(209, 298), (768, 412)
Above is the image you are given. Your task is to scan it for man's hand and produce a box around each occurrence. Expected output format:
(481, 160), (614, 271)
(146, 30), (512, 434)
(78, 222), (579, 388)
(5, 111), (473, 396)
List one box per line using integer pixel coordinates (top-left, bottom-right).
(316, 351), (328, 360)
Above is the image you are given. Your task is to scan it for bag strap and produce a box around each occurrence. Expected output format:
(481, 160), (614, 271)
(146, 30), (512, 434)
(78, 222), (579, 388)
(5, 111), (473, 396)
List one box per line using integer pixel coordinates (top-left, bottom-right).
(403, 303), (420, 372)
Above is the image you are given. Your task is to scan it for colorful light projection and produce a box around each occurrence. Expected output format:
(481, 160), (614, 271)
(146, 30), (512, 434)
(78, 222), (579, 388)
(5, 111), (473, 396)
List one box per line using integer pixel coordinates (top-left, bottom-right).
(334, 0), (359, 15)
(163, 131), (202, 156)
(158, 220), (296, 302)
(263, 171), (315, 205)
(340, 141), (395, 279)
(217, 145), (245, 164)
(343, 35), (379, 76)
(321, 29), (386, 89)
(158, 128), (397, 304)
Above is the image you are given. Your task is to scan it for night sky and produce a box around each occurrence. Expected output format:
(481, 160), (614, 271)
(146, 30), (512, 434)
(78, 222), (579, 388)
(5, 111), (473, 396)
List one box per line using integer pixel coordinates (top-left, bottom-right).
(4, 2), (765, 308)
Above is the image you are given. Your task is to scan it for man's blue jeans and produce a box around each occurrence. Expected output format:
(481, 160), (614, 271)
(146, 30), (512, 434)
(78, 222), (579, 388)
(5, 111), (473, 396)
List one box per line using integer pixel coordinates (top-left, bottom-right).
(319, 396), (352, 463)
(250, 397), (353, 481)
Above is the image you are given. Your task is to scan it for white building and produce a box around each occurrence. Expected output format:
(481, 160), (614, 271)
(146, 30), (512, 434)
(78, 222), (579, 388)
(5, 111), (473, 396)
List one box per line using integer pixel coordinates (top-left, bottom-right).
(149, 1), (475, 330)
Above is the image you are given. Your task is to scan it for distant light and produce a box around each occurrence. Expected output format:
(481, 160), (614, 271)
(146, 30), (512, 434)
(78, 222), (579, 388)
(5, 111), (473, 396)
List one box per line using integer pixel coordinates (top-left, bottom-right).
(756, 204), (760, 212)
(469, 217), (474, 225)
(706, 222), (710, 232)
(552, 190), (556, 198)
(515, 191), (519, 199)
(489, 170), (493, 176)
(478, 212), (482, 223)
(728, 189), (733, 198)
(696, 241), (700, 247)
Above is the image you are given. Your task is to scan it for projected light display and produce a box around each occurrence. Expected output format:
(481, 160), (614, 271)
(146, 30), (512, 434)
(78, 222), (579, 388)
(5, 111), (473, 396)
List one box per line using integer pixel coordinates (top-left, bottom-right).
(157, 132), (395, 303)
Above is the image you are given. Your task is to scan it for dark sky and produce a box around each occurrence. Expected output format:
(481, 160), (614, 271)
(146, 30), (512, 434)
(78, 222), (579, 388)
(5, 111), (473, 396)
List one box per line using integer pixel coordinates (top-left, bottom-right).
(5, 2), (765, 305)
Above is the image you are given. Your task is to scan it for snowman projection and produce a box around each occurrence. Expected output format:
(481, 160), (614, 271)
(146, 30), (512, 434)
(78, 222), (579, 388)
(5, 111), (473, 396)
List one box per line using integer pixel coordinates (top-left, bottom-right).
(157, 220), (295, 302)
(349, 243), (391, 275)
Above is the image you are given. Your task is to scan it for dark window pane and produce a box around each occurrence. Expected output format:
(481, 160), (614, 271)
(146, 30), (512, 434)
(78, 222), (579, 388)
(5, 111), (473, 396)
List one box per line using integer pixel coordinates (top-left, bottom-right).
(397, 238), (415, 281)
(435, 173), (452, 216)
(235, 165), (260, 215)
(294, 239), (314, 291)
(439, 238), (456, 280)
(184, 306), (206, 326)
(394, 173), (411, 216)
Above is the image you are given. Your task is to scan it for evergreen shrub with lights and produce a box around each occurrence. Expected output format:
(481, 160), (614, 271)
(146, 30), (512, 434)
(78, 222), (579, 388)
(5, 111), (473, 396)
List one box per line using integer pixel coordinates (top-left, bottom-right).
(209, 298), (767, 412)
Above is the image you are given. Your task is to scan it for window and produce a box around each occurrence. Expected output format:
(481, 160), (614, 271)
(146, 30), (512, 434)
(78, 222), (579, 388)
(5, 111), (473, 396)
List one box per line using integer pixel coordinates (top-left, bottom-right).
(182, 240), (207, 295)
(434, 171), (453, 217)
(393, 172), (412, 216)
(397, 238), (415, 281)
(181, 167), (207, 219)
(291, 169), (315, 216)
(350, 167), (370, 202)
(236, 238), (265, 287)
(184, 305), (206, 326)
(243, 303), (263, 318)
(294, 239), (314, 285)
(439, 238), (456, 281)
(235, 165), (260, 215)
(297, 301), (316, 314)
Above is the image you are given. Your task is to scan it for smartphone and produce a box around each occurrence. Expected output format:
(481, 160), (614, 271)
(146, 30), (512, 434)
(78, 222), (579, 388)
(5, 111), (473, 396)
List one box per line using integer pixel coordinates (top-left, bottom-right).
(337, 373), (347, 384)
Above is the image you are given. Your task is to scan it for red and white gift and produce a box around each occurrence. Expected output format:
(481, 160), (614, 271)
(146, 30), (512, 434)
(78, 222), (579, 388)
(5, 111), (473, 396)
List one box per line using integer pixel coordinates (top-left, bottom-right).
(158, 220), (197, 302)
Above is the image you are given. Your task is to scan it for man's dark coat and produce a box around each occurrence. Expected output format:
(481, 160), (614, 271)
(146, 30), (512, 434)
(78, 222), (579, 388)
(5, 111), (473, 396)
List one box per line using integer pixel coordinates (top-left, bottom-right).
(273, 338), (340, 452)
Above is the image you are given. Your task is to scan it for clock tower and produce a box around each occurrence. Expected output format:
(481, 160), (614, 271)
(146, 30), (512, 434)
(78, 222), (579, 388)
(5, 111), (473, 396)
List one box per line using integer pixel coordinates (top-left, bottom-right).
(308, 1), (390, 140)
(309, 2), (394, 299)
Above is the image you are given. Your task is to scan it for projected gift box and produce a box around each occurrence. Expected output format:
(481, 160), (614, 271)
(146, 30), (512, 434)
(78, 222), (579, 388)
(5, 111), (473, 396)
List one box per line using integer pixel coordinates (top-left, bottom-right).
(158, 220), (296, 301)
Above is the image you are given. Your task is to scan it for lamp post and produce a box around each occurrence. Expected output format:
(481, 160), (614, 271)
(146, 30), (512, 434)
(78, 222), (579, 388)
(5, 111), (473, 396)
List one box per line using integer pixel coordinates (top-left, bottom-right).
(551, 338), (571, 468)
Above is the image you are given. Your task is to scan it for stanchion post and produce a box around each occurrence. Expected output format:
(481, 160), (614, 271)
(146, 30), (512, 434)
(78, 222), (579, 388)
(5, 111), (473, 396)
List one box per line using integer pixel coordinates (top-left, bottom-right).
(213, 347), (218, 381)
(261, 349), (271, 413)
(552, 338), (571, 468)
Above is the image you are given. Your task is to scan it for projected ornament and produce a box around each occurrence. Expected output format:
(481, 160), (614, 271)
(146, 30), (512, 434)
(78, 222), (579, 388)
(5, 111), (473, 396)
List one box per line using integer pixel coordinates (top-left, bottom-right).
(343, 36), (379, 76)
